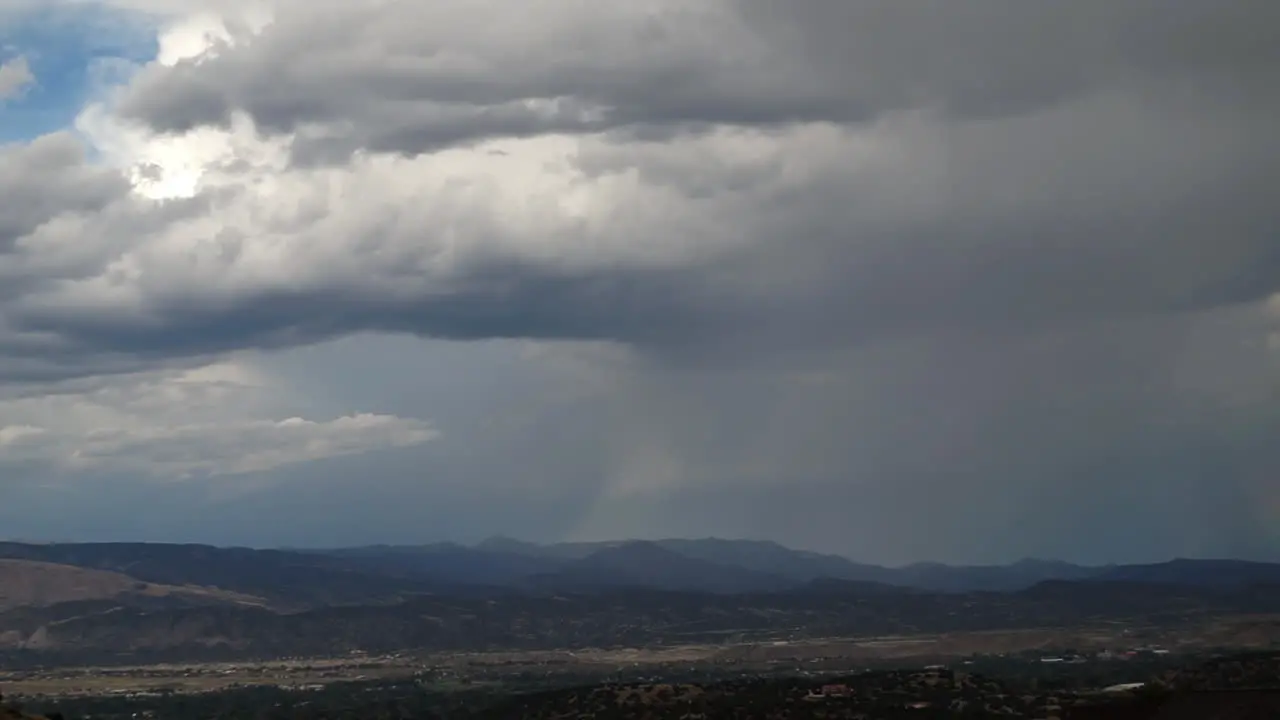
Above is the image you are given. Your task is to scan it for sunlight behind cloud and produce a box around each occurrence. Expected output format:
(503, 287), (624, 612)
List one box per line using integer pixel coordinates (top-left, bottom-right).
(68, 3), (273, 200)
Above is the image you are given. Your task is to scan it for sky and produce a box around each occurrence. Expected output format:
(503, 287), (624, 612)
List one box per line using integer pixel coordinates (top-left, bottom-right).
(0, 0), (1279, 566)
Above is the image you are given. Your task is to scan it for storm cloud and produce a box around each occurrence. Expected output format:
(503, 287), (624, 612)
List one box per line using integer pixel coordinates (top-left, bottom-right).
(0, 0), (1278, 562)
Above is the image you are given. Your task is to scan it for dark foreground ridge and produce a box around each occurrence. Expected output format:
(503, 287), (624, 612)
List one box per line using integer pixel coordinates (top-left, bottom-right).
(8, 652), (1280, 719)
(488, 678), (1280, 719)
(474, 653), (1280, 719)
(0, 693), (57, 720)
(3, 579), (1279, 665)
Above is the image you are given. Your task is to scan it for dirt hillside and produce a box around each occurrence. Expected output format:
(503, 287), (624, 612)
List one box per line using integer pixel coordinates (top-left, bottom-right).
(0, 559), (262, 611)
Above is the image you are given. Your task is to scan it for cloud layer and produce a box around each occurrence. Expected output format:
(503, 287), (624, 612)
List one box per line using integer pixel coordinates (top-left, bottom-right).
(0, 0), (1278, 561)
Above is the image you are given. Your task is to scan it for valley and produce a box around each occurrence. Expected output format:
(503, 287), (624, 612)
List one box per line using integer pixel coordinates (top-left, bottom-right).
(1, 538), (1278, 717)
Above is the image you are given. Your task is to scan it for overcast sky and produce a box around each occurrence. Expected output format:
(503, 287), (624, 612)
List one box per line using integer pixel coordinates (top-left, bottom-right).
(0, 0), (1278, 565)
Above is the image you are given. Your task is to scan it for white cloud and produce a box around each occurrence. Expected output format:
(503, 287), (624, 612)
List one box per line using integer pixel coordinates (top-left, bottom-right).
(0, 55), (33, 100)
(0, 360), (435, 479)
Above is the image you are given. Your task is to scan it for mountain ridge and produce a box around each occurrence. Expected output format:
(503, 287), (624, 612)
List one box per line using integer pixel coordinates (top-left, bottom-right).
(1, 538), (1279, 666)
(522, 540), (794, 594)
(1, 538), (1278, 599)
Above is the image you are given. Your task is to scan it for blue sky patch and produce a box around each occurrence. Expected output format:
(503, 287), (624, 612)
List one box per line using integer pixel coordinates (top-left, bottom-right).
(0, 3), (158, 143)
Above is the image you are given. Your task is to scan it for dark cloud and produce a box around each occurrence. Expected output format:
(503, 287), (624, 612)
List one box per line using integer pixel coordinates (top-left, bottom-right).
(2, 0), (1273, 374)
(13, 260), (723, 368)
(116, 1), (848, 163)
(0, 133), (129, 251)
(16, 85), (1280, 378)
(117, 1), (1280, 163)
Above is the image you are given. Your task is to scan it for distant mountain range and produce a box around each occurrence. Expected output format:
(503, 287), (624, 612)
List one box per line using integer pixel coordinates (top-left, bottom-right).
(2, 537), (1280, 603)
(314, 537), (1280, 595)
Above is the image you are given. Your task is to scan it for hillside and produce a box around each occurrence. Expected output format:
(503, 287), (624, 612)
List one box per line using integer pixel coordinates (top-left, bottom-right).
(0, 560), (262, 612)
(0, 543), (441, 607)
(1, 576), (1278, 665)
